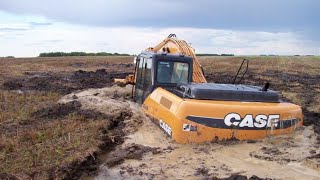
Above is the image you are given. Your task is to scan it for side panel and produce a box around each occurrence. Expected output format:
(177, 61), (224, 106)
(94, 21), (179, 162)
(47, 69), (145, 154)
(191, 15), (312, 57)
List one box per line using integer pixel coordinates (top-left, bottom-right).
(174, 100), (302, 143)
(143, 88), (303, 144)
(142, 88), (183, 140)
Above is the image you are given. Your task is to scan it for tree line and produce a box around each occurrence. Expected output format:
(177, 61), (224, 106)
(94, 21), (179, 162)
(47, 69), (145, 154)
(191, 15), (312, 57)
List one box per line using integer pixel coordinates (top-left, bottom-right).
(196, 54), (234, 56)
(39, 52), (131, 57)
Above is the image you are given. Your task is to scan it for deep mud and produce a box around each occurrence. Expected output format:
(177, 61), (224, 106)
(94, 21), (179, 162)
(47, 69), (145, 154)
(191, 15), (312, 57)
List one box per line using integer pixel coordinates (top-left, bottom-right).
(104, 144), (161, 167)
(93, 118), (319, 180)
(2, 69), (131, 95)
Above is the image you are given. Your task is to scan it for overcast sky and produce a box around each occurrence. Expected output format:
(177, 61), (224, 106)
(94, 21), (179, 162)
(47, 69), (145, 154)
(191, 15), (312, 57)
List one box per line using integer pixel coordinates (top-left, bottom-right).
(0, 0), (319, 57)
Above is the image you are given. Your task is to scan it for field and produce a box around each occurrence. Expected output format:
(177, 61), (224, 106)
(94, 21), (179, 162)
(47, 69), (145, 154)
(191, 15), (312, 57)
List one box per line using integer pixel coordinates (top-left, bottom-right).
(0, 56), (319, 179)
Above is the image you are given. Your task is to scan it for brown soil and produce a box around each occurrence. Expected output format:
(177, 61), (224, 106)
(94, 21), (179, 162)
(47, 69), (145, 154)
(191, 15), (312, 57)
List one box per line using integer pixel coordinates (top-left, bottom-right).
(32, 101), (110, 120)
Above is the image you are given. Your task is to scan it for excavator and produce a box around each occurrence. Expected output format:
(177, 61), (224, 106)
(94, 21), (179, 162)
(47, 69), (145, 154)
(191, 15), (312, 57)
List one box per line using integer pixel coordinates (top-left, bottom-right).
(115, 34), (303, 143)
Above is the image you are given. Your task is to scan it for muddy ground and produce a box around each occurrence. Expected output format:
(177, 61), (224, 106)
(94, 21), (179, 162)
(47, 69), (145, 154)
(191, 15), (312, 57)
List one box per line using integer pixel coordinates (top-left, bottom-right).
(1, 57), (319, 179)
(2, 60), (319, 136)
(2, 68), (132, 95)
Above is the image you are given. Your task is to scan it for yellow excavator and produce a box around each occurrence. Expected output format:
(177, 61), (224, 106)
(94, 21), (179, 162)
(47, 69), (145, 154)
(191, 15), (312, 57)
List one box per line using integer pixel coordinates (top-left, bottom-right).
(115, 34), (303, 143)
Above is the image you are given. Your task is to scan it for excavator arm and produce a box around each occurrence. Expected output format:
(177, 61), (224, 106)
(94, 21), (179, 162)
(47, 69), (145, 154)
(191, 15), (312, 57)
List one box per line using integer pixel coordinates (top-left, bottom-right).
(115, 34), (207, 85)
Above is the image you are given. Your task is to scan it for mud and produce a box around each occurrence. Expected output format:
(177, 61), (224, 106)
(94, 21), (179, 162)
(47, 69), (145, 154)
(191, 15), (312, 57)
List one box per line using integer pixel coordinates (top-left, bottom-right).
(2, 68), (132, 95)
(59, 85), (144, 134)
(2, 60), (319, 179)
(218, 175), (271, 180)
(41, 85), (148, 179)
(105, 144), (161, 167)
(303, 109), (320, 134)
(93, 117), (319, 180)
(50, 85), (146, 179)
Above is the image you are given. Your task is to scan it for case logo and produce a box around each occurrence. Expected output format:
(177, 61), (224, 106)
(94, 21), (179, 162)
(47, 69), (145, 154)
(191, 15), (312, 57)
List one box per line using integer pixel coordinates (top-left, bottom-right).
(160, 119), (172, 136)
(224, 113), (280, 128)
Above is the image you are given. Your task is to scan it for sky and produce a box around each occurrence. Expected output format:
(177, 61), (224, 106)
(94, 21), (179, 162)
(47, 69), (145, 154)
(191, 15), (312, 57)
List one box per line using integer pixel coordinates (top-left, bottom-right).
(0, 0), (319, 57)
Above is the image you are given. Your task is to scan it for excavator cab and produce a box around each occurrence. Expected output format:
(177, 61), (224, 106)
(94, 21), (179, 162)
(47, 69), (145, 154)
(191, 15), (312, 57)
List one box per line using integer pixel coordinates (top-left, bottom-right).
(133, 51), (193, 104)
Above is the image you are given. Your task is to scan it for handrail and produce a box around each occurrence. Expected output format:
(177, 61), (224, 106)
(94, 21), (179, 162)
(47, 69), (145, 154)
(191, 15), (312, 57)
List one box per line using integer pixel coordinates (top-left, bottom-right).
(232, 59), (249, 84)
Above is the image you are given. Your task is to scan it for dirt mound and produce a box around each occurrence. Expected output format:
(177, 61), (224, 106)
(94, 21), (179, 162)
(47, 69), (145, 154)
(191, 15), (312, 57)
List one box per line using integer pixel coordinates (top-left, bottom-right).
(59, 85), (144, 134)
(2, 68), (132, 95)
(53, 85), (145, 178)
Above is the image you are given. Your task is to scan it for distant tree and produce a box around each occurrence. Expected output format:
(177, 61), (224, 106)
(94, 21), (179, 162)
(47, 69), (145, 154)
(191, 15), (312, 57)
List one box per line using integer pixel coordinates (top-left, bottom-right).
(38, 52), (131, 57)
(5, 56), (15, 58)
(221, 54), (234, 56)
(196, 54), (220, 56)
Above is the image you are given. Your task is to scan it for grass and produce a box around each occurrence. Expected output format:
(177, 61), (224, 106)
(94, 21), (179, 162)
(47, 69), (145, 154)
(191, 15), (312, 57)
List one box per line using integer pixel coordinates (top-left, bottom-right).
(0, 55), (319, 179)
(200, 56), (320, 76)
(0, 90), (111, 179)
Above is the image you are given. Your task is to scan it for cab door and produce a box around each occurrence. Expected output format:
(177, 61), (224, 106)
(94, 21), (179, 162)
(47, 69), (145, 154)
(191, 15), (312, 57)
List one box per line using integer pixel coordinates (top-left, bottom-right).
(134, 57), (145, 104)
(134, 56), (153, 104)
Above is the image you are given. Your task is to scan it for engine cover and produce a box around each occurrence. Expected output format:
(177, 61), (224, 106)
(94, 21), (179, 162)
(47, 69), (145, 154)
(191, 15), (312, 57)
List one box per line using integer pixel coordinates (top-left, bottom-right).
(174, 83), (280, 102)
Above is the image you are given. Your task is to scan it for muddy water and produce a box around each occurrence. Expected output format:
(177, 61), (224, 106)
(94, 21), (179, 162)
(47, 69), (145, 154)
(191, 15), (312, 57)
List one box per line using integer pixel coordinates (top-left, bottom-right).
(61, 86), (319, 180)
(93, 121), (319, 179)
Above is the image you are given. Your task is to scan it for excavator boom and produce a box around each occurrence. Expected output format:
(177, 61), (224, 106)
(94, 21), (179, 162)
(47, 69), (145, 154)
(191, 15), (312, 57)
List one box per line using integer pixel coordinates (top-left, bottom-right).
(147, 34), (206, 83)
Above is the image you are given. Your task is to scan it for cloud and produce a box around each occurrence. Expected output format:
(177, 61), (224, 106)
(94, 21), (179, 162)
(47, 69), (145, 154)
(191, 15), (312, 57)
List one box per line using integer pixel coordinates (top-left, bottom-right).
(0, 21), (318, 57)
(29, 22), (53, 27)
(0, 0), (319, 31)
(0, 1), (319, 57)
(0, 27), (28, 31)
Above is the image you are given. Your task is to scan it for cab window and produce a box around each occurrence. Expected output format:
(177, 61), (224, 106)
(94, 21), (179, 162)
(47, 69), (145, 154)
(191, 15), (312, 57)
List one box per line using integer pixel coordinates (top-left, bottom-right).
(144, 58), (152, 88)
(157, 61), (189, 84)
